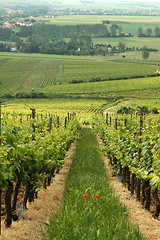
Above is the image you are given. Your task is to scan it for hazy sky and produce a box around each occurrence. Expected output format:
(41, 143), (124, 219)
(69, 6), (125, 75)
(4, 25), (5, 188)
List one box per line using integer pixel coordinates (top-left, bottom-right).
(60, 0), (160, 3)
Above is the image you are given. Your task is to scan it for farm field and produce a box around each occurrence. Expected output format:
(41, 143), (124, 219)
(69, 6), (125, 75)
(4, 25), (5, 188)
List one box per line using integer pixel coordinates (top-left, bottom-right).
(34, 15), (160, 37)
(0, 57), (64, 93)
(38, 15), (160, 25)
(44, 75), (160, 99)
(62, 59), (157, 83)
(93, 37), (160, 51)
(0, 53), (159, 94)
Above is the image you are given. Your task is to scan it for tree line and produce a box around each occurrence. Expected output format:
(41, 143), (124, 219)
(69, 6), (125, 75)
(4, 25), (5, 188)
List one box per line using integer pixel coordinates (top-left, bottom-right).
(138, 26), (160, 37)
(17, 24), (129, 38)
(0, 24), (129, 43)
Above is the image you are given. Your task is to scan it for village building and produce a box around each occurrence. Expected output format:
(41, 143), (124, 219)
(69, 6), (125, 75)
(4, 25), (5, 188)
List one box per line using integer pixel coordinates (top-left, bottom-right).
(5, 43), (17, 52)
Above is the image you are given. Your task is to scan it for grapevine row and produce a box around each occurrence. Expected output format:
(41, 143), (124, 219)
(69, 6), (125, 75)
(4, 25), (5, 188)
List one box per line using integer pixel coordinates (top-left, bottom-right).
(92, 112), (160, 218)
(0, 111), (81, 230)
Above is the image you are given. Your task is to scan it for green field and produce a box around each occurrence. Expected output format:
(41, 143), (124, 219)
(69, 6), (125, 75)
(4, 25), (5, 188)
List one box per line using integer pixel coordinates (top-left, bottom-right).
(1, 51), (160, 116)
(93, 37), (160, 51)
(40, 15), (160, 26)
(36, 15), (160, 38)
(45, 75), (160, 98)
(0, 53), (159, 94)
(0, 56), (64, 93)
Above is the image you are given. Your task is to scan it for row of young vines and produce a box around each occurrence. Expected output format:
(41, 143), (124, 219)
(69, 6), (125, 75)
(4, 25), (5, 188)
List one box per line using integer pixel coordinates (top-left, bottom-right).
(92, 112), (160, 218)
(0, 110), (81, 232)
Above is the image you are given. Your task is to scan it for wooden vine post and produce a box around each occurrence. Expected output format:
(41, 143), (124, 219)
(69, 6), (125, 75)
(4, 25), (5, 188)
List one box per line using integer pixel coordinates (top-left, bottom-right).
(49, 117), (52, 132)
(152, 188), (160, 218)
(115, 118), (117, 130)
(5, 181), (13, 227)
(145, 180), (151, 211)
(106, 113), (108, 124)
(31, 108), (36, 141)
(57, 116), (59, 128)
(65, 117), (67, 128)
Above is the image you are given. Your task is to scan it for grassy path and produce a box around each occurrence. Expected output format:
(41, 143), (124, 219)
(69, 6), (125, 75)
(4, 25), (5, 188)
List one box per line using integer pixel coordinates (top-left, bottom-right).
(42, 128), (146, 240)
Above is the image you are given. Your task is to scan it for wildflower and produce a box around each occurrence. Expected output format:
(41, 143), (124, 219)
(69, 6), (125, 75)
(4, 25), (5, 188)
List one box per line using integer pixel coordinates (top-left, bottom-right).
(83, 194), (88, 198)
(94, 195), (99, 199)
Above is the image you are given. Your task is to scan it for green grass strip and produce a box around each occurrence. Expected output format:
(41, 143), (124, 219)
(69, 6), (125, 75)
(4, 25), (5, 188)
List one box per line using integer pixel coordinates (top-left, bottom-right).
(42, 128), (146, 240)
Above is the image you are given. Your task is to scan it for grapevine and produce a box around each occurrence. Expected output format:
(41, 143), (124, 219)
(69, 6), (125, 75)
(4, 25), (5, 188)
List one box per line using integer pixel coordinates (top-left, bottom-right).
(0, 112), (81, 228)
(92, 113), (160, 218)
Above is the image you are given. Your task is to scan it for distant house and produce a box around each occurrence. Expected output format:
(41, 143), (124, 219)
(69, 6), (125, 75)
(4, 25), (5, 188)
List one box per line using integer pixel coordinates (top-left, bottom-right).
(94, 44), (108, 52)
(25, 42), (33, 45)
(3, 21), (12, 28)
(6, 43), (17, 52)
(76, 47), (81, 52)
(3, 21), (18, 29)
(11, 24), (18, 29)
(11, 47), (17, 52)
(94, 44), (112, 53)
(16, 21), (35, 27)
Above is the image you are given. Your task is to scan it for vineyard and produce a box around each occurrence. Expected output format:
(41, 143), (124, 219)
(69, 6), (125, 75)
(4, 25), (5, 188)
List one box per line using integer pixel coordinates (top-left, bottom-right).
(0, 103), (160, 237)
(0, 57), (64, 93)
(1, 98), (111, 118)
(1, 8), (160, 239)
(42, 128), (146, 240)
(0, 54), (159, 95)
(45, 74), (160, 99)
(40, 60), (64, 87)
(0, 110), (81, 231)
(62, 60), (157, 83)
(92, 111), (160, 219)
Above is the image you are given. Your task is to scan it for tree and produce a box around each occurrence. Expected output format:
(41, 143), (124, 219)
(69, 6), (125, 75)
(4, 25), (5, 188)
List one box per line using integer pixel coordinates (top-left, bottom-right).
(146, 28), (152, 37)
(118, 26), (122, 36)
(142, 50), (149, 60)
(110, 24), (118, 37)
(138, 27), (143, 37)
(154, 27), (160, 37)
(118, 42), (126, 51)
(142, 46), (148, 51)
(102, 20), (110, 24)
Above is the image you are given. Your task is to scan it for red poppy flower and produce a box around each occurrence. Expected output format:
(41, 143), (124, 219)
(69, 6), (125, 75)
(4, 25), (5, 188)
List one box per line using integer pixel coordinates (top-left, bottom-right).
(83, 194), (88, 198)
(94, 195), (99, 199)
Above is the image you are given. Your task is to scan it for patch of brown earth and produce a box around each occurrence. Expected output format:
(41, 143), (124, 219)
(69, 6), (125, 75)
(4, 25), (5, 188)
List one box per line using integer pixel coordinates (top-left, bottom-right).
(0, 139), (77, 240)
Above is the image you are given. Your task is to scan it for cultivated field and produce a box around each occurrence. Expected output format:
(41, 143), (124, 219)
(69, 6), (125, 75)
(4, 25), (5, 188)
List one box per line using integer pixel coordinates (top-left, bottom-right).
(44, 75), (160, 99)
(0, 53), (159, 94)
